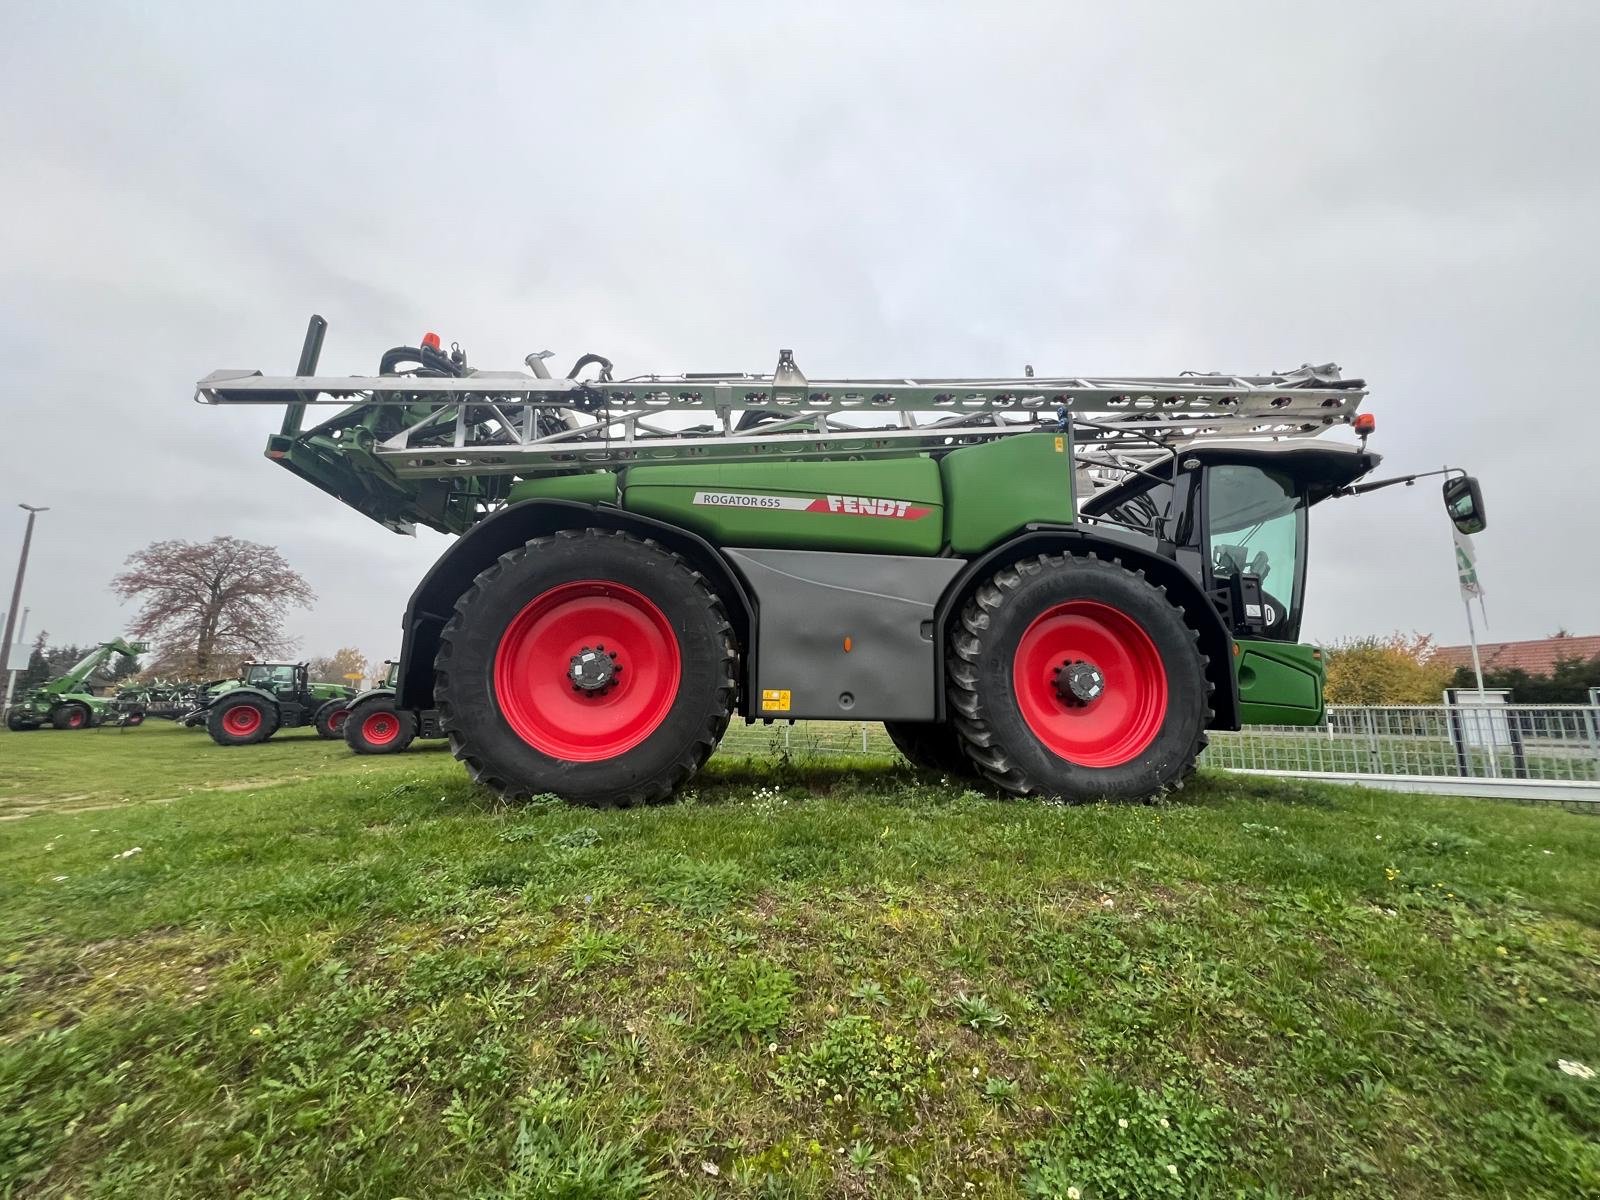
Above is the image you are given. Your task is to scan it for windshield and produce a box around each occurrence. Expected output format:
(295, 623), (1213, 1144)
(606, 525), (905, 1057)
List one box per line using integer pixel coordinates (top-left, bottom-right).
(246, 664), (297, 688)
(1207, 465), (1304, 638)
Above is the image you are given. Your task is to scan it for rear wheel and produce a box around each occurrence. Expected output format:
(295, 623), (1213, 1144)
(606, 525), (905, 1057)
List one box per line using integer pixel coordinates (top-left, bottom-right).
(435, 529), (737, 806)
(207, 695), (279, 746)
(345, 697), (416, 755)
(124, 711), (146, 727)
(948, 554), (1209, 802)
(52, 704), (91, 731)
(314, 700), (352, 740)
(883, 720), (980, 780)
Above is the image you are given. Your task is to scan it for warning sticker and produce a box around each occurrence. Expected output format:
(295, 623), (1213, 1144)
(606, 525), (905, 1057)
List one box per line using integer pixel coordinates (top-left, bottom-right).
(692, 491), (932, 520)
(760, 689), (792, 713)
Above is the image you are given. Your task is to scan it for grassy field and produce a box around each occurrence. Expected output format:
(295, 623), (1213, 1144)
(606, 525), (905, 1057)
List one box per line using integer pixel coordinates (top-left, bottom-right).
(1, 724), (1598, 1198)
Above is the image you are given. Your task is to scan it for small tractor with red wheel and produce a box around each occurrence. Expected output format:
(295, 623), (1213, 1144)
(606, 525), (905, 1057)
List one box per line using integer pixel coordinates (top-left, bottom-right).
(197, 662), (357, 746)
(197, 317), (1486, 804)
(342, 660), (444, 755)
(5, 638), (149, 731)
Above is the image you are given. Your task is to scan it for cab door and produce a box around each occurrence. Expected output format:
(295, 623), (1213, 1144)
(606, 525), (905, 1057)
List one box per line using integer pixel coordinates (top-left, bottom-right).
(1202, 463), (1325, 725)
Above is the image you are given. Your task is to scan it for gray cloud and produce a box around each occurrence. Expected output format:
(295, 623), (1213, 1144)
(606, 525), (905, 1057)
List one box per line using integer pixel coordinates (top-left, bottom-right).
(2, 1), (1596, 665)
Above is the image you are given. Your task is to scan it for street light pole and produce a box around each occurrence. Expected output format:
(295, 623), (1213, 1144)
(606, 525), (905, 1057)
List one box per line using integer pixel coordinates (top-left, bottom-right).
(1, 505), (48, 699)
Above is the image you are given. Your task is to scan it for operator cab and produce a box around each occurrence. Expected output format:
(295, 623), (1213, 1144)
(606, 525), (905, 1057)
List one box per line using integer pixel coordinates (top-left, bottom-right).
(1081, 440), (1381, 642)
(243, 663), (305, 696)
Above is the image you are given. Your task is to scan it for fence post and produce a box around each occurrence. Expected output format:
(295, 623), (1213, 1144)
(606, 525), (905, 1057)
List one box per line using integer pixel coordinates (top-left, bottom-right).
(1586, 699), (1600, 781)
(862, 724), (869, 753)
(1363, 708), (1381, 774)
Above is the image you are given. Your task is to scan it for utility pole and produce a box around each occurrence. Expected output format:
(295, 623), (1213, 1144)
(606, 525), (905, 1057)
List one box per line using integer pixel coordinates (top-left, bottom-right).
(1, 606), (28, 711)
(1, 505), (48, 701)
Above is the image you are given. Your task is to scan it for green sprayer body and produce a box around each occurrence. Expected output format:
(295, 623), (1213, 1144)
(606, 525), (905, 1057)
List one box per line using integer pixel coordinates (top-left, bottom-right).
(194, 318), (1481, 802)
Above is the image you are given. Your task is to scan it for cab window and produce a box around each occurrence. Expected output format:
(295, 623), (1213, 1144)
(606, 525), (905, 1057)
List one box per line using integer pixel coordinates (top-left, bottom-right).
(1207, 465), (1303, 637)
(246, 665), (296, 688)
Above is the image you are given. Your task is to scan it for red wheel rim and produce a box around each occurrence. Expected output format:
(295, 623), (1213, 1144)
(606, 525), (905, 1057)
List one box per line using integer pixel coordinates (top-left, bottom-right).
(362, 711), (401, 746)
(67, 710), (84, 728)
(222, 704), (261, 736)
(494, 580), (680, 762)
(1012, 599), (1168, 768)
(328, 708), (349, 733)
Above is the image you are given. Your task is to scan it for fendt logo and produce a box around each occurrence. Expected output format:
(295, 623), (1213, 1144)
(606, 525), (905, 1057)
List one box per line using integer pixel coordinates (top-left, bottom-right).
(691, 491), (932, 520)
(820, 494), (930, 519)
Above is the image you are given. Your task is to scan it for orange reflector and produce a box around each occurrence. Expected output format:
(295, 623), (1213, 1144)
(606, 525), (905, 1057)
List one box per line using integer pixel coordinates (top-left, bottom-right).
(266, 449), (286, 459)
(1352, 412), (1376, 435)
(421, 331), (442, 351)
(1232, 643), (1240, 656)
(843, 637), (853, 653)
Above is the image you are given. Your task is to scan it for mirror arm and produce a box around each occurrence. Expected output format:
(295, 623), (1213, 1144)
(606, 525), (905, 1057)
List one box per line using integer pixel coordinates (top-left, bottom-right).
(1334, 465), (1465, 498)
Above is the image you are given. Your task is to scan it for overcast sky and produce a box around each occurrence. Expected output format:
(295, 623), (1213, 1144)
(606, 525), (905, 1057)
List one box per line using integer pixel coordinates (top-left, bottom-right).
(2, 1), (1596, 669)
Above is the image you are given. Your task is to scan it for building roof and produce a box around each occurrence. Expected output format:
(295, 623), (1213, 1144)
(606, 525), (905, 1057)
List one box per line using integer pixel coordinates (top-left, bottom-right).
(1433, 635), (1600, 676)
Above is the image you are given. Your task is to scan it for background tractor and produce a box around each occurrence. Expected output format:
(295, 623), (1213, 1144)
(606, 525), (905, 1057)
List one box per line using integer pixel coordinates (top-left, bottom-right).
(198, 317), (1485, 804)
(343, 660), (444, 755)
(196, 662), (357, 746)
(5, 639), (149, 730)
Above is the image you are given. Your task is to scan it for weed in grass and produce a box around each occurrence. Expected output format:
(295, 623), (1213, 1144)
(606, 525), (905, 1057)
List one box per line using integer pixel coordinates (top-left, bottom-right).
(649, 857), (750, 914)
(564, 929), (631, 975)
(551, 825), (602, 851)
(848, 979), (889, 1008)
(952, 991), (1009, 1033)
(492, 1081), (659, 1199)
(983, 1075), (1020, 1106)
(1023, 1076), (1233, 1200)
(777, 1014), (939, 1117)
(697, 955), (797, 1042)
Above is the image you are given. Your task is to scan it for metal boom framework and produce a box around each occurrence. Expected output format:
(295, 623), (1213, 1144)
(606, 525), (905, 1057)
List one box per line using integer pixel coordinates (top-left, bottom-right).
(198, 353), (1368, 482)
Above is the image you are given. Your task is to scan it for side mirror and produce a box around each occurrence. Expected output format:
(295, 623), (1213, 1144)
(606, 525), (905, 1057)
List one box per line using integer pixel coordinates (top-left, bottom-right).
(1443, 475), (1486, 534)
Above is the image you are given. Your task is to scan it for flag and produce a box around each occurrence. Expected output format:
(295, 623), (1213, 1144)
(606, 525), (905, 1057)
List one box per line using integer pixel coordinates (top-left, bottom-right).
(1453, 526), (1484, 602)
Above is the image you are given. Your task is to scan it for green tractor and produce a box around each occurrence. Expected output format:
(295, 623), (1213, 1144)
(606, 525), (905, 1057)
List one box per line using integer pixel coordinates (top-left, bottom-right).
(343, 660), (444, 755)
(197, 317), (1486, 804)
(5, 639), (149, 730)
(196, 662), (357, 746)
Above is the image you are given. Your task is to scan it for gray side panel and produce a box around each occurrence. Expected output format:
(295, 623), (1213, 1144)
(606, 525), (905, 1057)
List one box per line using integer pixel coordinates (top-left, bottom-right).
(727, 548), (965, 722)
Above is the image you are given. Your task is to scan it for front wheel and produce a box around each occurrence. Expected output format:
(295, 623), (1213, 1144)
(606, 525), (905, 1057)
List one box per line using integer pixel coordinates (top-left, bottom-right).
(345, 697), (417, 755)
(51, 704), (91, 731)
(948, 554), (1210, 802)
(314, 700), (352, 740)
(6, 711), (37, 731)
(207, 695), (279, 746)
(435, 529), (737, 806)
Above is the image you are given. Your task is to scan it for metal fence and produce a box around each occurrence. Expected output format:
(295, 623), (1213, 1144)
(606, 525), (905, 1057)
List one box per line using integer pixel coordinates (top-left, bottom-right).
(713, 705), (1600, 805)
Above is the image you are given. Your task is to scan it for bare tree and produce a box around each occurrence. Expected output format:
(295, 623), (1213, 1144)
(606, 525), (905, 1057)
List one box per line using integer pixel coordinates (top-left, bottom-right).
(310, 646), (370, 685)
(111, 537), (314, 677)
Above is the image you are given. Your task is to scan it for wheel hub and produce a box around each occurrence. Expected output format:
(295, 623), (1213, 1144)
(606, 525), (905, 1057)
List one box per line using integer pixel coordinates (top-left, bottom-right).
(1053, 659), (1105, 706)
(568, 644), (623, 695)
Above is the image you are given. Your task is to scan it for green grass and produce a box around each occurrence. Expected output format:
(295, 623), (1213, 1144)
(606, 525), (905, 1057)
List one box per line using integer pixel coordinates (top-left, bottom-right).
(1, 724), (1598, 1198)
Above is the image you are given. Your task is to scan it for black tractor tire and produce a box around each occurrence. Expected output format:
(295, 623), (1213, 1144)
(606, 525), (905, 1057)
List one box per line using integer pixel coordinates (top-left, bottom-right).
(51, 704), (92, 731)
(435, 528), (737, 806)
(344, 696), (417, 755)
(6, 711), (37, 731)
(314, 700), (352, 740)
(948, 554), (1210, 803)
(206, 694), (279, 746)
(124, 711), (146, 727)
(883, 720), (981, 780)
